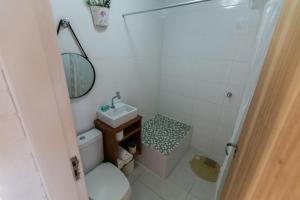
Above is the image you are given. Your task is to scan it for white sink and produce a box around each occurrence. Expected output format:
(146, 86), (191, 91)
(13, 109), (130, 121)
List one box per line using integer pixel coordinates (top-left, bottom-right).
(97, 102), (138, 128)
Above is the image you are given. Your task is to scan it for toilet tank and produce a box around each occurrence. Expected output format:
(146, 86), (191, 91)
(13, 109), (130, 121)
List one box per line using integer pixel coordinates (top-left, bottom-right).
(77, 129), (104, 174)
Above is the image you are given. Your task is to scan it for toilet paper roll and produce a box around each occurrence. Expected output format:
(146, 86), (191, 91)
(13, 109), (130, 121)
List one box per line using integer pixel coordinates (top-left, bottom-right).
(116, 131), (124, 141)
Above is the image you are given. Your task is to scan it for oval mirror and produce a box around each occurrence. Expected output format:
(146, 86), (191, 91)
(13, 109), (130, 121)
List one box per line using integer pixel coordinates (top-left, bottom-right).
(61, 53), (96, 99)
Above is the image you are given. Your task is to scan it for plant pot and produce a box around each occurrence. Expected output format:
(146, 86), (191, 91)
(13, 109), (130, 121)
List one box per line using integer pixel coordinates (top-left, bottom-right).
(116, 131), (124, 141)
(90, 6), (109, 27)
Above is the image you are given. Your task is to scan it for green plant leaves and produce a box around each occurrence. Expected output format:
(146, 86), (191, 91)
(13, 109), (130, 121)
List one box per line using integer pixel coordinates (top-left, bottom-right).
(86, 0), (110, 8)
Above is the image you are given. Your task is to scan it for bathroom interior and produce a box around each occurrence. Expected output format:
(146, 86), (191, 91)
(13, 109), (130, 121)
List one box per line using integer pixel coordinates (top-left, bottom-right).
(52, 0), (281, 199)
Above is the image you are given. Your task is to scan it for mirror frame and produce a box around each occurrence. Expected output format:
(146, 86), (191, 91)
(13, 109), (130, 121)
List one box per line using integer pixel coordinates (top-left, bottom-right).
(61, 53), (96, 99)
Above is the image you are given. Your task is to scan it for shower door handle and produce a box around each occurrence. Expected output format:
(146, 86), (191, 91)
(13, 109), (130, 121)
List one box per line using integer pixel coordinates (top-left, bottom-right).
(225, 143), (238, 156)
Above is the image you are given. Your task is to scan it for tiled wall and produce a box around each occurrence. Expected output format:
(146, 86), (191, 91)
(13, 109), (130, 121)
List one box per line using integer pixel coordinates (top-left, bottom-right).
(50, 0), (164, 133)
(159, 0), (260, 163)
(0, 68), (48, 200)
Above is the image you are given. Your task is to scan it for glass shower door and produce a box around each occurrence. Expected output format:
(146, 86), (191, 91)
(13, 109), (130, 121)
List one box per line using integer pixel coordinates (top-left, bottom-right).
(215, 0), (283, 198)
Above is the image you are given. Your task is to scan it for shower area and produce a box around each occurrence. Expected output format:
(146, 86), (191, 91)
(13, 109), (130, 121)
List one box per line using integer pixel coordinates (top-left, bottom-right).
(123, 0), (263, 172)
(122, 0), (281, 192)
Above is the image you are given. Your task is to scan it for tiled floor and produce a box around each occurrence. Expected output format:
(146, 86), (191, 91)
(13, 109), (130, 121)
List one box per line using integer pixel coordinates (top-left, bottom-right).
(127, 147), (217, 200)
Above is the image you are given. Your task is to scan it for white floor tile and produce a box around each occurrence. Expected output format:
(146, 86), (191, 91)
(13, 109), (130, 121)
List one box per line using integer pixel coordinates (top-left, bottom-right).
(132, 163), (147, 178)
(167, 158), (196, 192)
(179, 147), (207, 173)
(130, 148), (217, 200)
(127, 163), (147, 184)
(131, 180), (163, 200)
(126, 174), (136, 185)
(186, 194), (199, 200)
(139, 168), (188, 200)
(181, 147), (202, 164)
(190, 178), (216, 200)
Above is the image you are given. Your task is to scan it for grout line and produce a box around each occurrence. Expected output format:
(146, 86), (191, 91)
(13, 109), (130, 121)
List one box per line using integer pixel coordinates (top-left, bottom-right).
(132, 148), (214, 200)
(133, 163), (168, 200)
(135, 161), (192, 200)
(139, 180), (167, 200)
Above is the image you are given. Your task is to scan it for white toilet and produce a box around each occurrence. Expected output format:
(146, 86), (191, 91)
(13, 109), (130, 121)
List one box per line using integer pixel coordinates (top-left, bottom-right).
(77, 129), (131, 200)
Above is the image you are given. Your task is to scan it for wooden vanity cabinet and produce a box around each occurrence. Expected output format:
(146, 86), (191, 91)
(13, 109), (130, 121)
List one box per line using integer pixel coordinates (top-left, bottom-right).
(94, 115), (142, 166)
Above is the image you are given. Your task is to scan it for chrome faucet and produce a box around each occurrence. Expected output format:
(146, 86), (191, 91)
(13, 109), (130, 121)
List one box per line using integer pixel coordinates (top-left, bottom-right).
(111, 91), (121, 109)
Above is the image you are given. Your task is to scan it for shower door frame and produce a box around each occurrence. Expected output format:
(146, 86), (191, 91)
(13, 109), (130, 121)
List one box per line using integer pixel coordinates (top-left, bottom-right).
(222, 0), (300, 199)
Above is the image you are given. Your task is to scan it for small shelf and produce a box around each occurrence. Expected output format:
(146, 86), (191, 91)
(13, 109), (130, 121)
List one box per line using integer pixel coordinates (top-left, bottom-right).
(94, 115), (142, 167)
(118, 127), (141, 144)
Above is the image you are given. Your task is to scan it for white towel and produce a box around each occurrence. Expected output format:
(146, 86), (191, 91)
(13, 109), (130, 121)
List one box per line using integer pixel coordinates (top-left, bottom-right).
(117, 158), (126, 169)
(117, 146), (133, 168)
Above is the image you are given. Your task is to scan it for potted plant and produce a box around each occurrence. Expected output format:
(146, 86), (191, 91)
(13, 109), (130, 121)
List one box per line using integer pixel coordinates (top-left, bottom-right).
(86, 0), (111, 27)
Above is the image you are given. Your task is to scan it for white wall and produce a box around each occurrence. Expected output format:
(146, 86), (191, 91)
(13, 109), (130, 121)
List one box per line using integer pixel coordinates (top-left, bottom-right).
(159, 0), (260, 163)
(0, 67), (47, 200)
(50, 0), (164, 133)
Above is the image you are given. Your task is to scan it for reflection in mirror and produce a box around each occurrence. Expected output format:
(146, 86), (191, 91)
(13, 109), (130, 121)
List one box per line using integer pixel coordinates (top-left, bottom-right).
(62, 53), (96, 99)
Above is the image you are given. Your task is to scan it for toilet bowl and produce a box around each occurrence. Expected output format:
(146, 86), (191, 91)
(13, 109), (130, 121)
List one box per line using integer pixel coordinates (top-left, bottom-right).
(77, 129), (131, 200)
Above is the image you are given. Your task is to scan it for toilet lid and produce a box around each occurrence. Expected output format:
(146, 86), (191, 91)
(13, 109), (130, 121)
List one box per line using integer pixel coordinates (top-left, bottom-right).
(85, 162), (130, 200)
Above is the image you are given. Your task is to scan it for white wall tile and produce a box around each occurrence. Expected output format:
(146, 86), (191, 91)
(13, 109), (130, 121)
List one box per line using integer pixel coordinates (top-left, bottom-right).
(159, 93), (193, 124)
(228, 61), (251, 86)
(193, 60), (231, 84)
(160, 56), (194, 79)
(194, 82), (226, 105)
(219, 106), (240, 128)
(159, 1), (260, 163)
(191, 124), (216, 157)
(233, 35), (257, 62)
(223, 85), (246, 109)
(192, 101), (221, 126)
(160, 76), (195, 98)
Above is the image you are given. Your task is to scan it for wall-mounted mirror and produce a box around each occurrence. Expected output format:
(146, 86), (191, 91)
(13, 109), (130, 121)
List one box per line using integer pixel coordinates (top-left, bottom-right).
(62, 53), (96, 99)
(57, 19), (96, 99)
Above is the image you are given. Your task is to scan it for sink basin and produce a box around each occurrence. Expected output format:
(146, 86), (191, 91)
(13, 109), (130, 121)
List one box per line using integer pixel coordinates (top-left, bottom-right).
(97, 102), (138, 128)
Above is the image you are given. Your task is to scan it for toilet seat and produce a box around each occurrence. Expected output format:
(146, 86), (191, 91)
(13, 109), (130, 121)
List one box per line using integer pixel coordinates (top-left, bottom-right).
(85, 162), (131, 200)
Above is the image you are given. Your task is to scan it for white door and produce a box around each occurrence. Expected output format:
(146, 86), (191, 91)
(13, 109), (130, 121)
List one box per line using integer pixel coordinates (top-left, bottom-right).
(0, 0), (88, 199)
(214, 0), (283, 199)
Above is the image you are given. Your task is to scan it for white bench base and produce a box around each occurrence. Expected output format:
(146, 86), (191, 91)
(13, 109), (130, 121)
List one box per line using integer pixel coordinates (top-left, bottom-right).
(138, 130), (192, 179)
